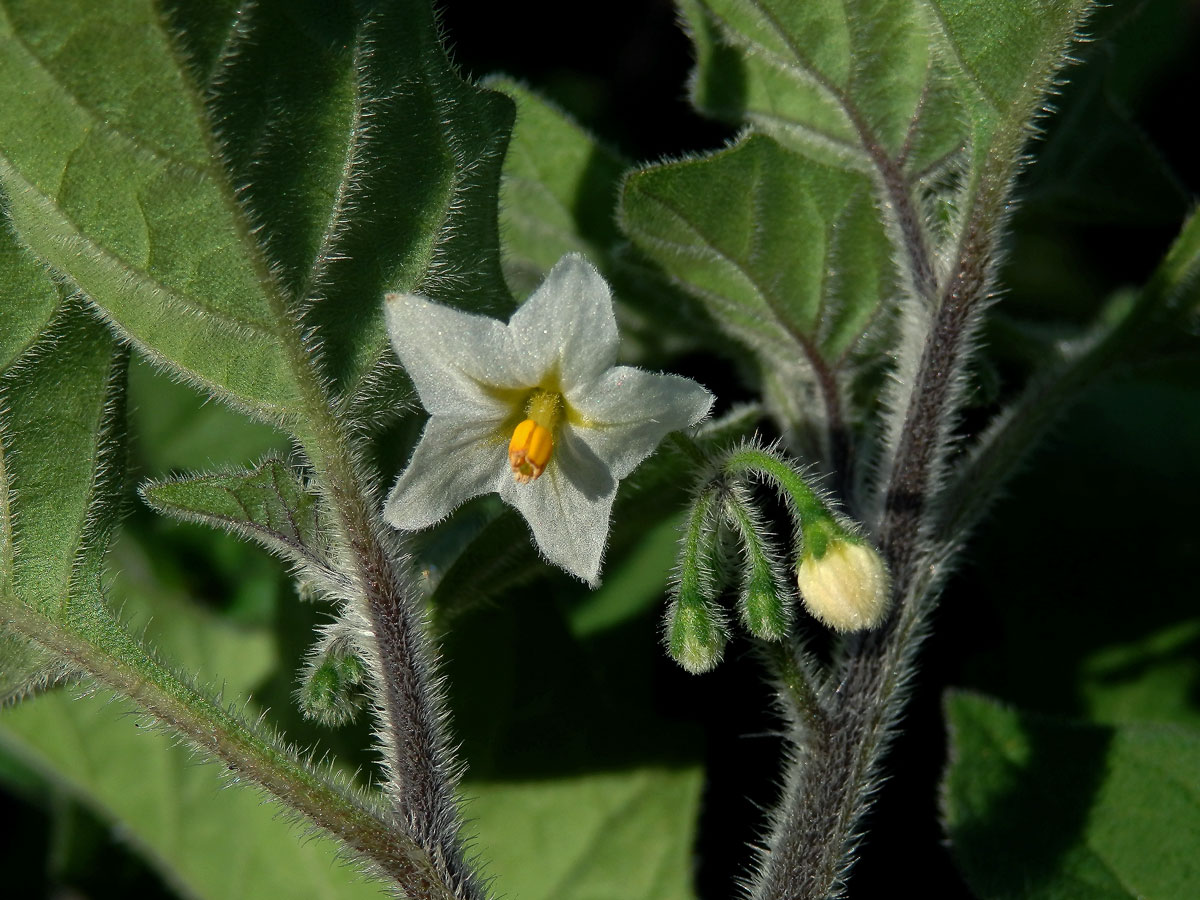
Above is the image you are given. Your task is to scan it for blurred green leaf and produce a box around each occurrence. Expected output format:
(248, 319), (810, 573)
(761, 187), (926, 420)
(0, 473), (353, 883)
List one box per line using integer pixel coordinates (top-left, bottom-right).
(470, 766), (702, 900)
(943, 691), (1200, 899)
(127, 357), (287, 476)
(567, 513), (684, 639)
(488, 77), (627, 299)
(447, 579), (703, 899)
(951, 361), (1200, 730)
(0, 547), (387, 900)
(1020, 49), (1189, 227)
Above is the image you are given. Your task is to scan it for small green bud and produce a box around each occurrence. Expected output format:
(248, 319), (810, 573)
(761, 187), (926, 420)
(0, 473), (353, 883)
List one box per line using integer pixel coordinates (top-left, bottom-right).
(300, 647), (366, 726)
(741, 559), (791, 641)
(666, 592), (728, 675)
(796, 537), (890, 632)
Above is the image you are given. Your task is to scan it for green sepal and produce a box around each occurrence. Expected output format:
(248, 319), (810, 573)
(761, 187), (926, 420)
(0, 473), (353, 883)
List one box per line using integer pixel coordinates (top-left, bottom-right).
(800, 517), (837, 561)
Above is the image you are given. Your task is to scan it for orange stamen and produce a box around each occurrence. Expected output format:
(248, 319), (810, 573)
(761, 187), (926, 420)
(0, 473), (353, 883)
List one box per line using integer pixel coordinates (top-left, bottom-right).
(508, 418), (553, 483)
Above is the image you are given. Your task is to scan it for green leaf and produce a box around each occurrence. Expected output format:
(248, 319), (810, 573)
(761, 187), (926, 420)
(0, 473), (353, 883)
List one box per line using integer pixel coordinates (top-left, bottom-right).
(141, 456), (335, 579)
(0, 302), (404, 890)
(0, 629), (67, 706)
(0, 301), (126, 623)
(621, 133), (893, 386)
(175, 0), (515, 406)
(947, 362), (1200, 734)
(0, 0), (515, 426)
(0, 0), (302, 423)
(469, 767), (702, 900)
(0, 219), (62, 372)
(0, 695), (385, 900)
(487, 77), (707, 361)
(682, 0), (1091, 183)
(126, 354), (288, 476)
(681, 0), (958, 174)
(487, 77), (628, 298)
(0, 220), (72, 706)
(943, 691), (1200, 899)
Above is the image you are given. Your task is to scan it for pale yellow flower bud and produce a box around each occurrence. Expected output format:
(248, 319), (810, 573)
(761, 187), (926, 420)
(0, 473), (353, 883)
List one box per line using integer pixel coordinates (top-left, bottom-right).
(796, 539), (890, 632)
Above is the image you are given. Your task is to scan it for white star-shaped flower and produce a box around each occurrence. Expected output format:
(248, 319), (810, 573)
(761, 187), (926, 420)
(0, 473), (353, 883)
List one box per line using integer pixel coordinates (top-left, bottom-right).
(382, 254), (713, 584)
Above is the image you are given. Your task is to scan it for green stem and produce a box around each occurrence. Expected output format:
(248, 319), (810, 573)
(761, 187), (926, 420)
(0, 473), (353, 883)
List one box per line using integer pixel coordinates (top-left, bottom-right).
(679, 486), (721, 602)
(722, 447), (829, 525)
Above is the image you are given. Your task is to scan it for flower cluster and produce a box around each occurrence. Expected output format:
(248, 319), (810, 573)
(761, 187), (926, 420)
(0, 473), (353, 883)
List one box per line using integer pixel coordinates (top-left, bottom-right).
(382, 254), (713, 584)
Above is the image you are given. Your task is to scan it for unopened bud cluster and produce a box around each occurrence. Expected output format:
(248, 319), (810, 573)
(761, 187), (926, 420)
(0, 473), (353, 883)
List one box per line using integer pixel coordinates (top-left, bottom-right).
(300, 638), (367, 726)
(664, 443), (890, 673)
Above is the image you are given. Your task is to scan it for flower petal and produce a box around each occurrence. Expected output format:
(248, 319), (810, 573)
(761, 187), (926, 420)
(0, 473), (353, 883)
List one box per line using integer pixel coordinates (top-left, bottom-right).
(383, 417), (507, 531)
(385, 292), (522, 415)
(499, 436), (617, 584)
(506, 253), (619, 392)
(568, 366), (714, 479)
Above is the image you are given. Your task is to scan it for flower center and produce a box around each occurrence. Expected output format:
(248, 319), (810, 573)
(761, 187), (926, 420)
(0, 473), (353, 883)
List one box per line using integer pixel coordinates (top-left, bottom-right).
(508, 389), (563, 484)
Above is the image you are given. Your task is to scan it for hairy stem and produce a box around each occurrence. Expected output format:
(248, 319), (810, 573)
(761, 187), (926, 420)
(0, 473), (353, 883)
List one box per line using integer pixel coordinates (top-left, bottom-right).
(203, 88), (484, 900)
(267, 307), (484, 900)
(749, 115), (1029, 900)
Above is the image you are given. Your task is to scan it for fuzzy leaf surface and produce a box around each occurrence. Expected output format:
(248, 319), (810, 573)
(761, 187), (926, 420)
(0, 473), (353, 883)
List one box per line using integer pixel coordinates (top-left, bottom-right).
(0, 224), (70, 703)
(0, 304), (126, 627)
(943, 691), (1200, 899)
(682, 0), (1092, 184)
(0, 0), (514, 426)
(0, 221), (62, 371)
(0, 0), (301, 423)
(621, 134), (892, 372)
(141, 457), (334, 576)
(0, 630), (62, 706)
